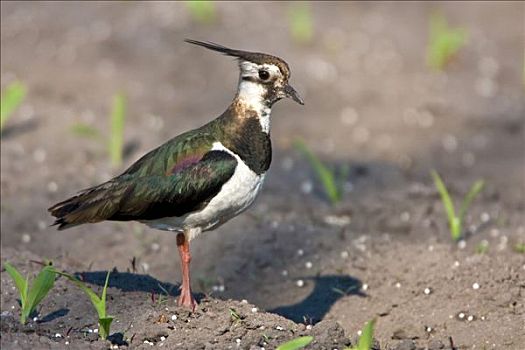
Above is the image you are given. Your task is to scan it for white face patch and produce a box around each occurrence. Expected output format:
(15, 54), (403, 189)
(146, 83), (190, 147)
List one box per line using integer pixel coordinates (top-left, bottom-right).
(237, 61), (281, 134)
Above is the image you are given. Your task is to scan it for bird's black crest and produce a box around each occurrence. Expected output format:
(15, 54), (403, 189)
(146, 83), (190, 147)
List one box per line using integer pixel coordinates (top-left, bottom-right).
(185, 39), (290, 77)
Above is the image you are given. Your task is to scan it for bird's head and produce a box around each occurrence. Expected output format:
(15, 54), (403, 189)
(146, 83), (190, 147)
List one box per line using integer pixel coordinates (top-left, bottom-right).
(185, 39), (304, 109)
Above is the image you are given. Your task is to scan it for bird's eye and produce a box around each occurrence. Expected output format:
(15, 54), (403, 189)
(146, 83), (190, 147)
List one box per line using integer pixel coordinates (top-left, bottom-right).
(258, 70), (270, 80)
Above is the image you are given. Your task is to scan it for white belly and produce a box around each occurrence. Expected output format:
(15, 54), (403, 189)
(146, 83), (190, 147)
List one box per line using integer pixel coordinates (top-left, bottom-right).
(142, 142), (265, 240)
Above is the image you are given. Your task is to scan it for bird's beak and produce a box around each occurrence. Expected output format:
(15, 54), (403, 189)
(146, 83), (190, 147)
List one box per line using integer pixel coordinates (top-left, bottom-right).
(284, 84), (304, 105)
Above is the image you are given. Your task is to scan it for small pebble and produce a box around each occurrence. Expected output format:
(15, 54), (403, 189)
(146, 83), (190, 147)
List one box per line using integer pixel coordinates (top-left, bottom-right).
(33, 148), (47, 163)
(235, 338), (241, 344)
(340, 251), (349, 259)
(241, 299), (248, 304)
(362, 284), (368, 291)
(21, 233), (31, 243)
(472, 283), (480, 290)
(151, 242), (160, 251)
(297, 249), (304, 256)
(251, 307), (258, 313)
(171, 315), (177, 321)
(47, 181), (58, 193)
(55, 333), (62, 338)
(65, 341), (69, 345)
(467, 315), (474, 322)
(458, 312), (466, 319)
(357, 330), (362, 336)
(93, 329), (98, 333)
(453, 261), (460, 268)
(425, 326), (432, 333)
(305, 261), (313, 269)
(300, 181), (313, 194)
(395, 282), (401, 288)
(160, 336), (166, 341)
(276, 326), (285, 331)
(424, 287), (432, 295)
(480, 212), (490, 223)
(458, 240), (467, 249)
(306, 324), (313, 330)
(296, 279), (305, 287)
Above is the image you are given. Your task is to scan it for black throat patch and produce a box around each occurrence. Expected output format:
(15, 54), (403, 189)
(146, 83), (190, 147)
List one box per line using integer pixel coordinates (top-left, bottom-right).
(218, 107), (272, 175)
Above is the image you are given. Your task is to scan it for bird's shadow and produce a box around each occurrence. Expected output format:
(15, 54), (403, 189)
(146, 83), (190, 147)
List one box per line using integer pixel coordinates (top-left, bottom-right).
(270, 274), (365, 323)
(74, 271), (363, 324)
(77, 270), (184, 298)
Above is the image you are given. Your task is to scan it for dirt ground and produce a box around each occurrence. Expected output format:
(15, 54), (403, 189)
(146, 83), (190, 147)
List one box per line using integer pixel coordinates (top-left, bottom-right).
(1, 2), (524, 349)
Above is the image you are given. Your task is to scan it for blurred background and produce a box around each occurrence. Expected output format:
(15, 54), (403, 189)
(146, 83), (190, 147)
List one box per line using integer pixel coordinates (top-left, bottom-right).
(1, 1), (524, 347)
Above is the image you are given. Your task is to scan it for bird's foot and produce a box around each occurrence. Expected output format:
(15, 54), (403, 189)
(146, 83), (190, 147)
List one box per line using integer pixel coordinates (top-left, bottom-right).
(177, 290), (198, 311)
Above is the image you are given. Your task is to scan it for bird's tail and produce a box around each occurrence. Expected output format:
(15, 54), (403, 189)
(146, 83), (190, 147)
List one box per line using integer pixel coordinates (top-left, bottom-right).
(48, 180), (129, 230)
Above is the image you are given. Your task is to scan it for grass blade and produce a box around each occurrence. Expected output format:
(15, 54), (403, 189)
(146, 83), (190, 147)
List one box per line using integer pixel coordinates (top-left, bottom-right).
(276, 336), (314, 350)
(1, 81), (27, 131)
(4, 262), (28, 307)
(24, 266), (56, 321)
(459, 180), (484, 222)
(109, 93), (126, 167)
(295, 139), (341, 204)
(431, 170), (460, 240)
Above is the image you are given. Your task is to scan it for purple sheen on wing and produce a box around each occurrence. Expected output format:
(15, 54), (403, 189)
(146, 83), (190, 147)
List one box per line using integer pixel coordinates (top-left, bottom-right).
(171, 155), (203, 174)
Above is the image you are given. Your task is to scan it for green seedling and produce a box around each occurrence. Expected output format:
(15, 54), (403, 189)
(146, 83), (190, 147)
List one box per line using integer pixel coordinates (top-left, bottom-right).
(514, 243), (525, 254)
(276, 336), (314, 350)
(431, 170), (485, 242)
(475, 240), (489, 254)
(346, 319), (376, 350)
(185, 1), (216, 24)
(427, 12), (468, 70)
(1, 81), (27, 131)
(288, 2), (313, 45)
(229, 308), (241, 322)
(109, 93), (126, 168)
(3, 262), (55, 324)
(294, 139), (348, 205)
(54, 270), (113, 340)
(70, 123), (103, 139)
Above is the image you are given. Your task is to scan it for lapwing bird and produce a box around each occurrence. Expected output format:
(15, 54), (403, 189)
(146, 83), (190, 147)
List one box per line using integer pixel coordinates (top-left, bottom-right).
(48, 39), (303, 310)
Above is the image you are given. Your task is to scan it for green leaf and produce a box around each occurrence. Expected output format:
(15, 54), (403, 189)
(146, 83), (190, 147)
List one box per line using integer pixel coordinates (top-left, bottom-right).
(185, 1), (216, 24)
(355, 319), (375, 350)
(431, 170), (460, 240)
(24, 266), (56, 321)
(288, 2), (314, 45)
(109, 93), (126, 167)
(4, 262), (28, 307)
(427, 12), (468, 70)
(1, 81), (27, 130)
(459, 180), (484, 223)
(99, 270), (111, 318)
(70, 123), (102, 139)
(53, 270), (103, 316)
(276, 336), (314, 350)
(98, 316), (114, 340)
(295, 139), (341, 205)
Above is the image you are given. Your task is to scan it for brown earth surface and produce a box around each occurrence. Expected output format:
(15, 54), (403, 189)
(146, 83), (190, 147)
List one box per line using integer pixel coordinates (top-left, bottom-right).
(1, 2), (524, 349)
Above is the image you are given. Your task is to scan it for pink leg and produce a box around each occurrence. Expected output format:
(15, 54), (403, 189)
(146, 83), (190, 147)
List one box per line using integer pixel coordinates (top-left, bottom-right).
(176, 232), (197, 311)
